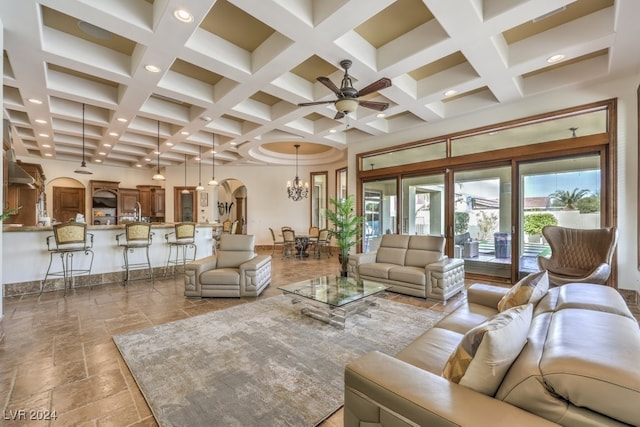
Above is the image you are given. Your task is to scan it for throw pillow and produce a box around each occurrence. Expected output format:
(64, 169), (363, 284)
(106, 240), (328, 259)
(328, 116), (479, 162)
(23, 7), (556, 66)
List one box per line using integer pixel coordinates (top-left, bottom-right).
(497, 270), (549, 312)
(442, 303), (533, 396)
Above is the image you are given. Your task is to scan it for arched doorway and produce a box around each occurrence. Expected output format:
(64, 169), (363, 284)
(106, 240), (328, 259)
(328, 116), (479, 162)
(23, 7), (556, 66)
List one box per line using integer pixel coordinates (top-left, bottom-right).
(216, 179), (247, 234)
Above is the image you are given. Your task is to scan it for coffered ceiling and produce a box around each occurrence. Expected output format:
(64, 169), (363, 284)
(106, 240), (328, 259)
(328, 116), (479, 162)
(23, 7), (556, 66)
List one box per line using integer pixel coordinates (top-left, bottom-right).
(1, 0), (639, 171)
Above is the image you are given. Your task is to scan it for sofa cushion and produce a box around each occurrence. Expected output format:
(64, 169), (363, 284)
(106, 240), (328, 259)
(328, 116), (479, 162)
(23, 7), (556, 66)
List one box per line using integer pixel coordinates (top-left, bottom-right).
(388, 266), (426, 286)
(200, 268), (240, 285)
(554, 283), (635, 318)
(358, 262), (396, 280)
(404, 235), (445, 267)
(541, 309), (640, 426)
(442, 304), (533, 396)
(216, 251), (256, 268)
(497, 271), (548, 312)
(375, 235), (409, 265)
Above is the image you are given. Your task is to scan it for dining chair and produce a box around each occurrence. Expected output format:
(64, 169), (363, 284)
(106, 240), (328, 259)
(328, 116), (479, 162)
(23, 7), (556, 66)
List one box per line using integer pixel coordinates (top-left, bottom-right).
(282, 229), (297, 259)
(314, 228), (331, 258)
(269, 227), (285, 255)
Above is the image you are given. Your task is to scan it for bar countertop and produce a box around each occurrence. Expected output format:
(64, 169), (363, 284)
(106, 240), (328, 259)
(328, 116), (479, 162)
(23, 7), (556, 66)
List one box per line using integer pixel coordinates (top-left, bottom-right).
(2, 222), (220, 232)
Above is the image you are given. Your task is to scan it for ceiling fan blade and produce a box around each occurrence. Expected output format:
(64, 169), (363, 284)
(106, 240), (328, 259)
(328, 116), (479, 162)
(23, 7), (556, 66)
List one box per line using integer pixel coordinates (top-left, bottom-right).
(359, 100), (389, 111)
(317, 76), (342, 97)
(298, 100), (336, 107)
(334, 111), (345, 120)
(356, 77), (392, 97)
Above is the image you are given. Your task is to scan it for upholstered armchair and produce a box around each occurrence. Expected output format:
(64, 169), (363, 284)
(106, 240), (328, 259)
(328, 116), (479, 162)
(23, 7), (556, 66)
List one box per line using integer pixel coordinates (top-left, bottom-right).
(184, 234), (271, 297)
(537, 225), (618, 286)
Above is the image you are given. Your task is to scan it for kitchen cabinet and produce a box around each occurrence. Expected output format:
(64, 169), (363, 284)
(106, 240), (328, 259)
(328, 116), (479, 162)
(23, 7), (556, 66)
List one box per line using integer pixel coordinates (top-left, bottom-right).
(118, 188), (140, 219)
(152, 188), (165, 218)
(4, 161), (45, 226)
(90, 180), (119, 225)
(136, 185), (164, 220)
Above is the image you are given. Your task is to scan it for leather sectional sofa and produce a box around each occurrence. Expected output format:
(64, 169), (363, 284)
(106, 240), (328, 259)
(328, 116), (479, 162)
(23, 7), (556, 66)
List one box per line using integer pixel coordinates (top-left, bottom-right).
(344, 282), (639, 426)
(347, 234), (465, 302)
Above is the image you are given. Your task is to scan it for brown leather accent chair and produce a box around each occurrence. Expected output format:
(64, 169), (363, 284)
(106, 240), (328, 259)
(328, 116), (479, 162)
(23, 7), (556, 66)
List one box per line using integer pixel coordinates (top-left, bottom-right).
(537, 225), (618, 286)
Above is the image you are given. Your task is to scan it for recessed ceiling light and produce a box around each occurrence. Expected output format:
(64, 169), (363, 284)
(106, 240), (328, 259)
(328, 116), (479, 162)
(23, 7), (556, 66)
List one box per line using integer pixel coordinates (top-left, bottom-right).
(211, 149), (216, 154)
(154, 151), (160, 155)
(136, 164), (142, 167)
(547, 54), (565, 63)
(95, 159), (102, 163)
(180, 131), (189, 135)
(201, 116), (212, 122)
(28, 98), (43, 104)
(145, 64), (161, 73)
(166, 142), (174, 146)
(144, 157), (151, 161)
(329, 129), (337, 133)
(44, 153), (53, 157)
(230, 142), (237, 145)
(174, 9), (194, 23)
(117, 117), (128, 123)
(35, 119), (47, 124)
(376, 113), (386, 118)
(39, 133), (49, 137)
(444, 89), (458, 97)
(109, 132), (118, 136)
(42, 144), (51, 148)
(98, 152), (106, 155)
(103, 143), (111, 147)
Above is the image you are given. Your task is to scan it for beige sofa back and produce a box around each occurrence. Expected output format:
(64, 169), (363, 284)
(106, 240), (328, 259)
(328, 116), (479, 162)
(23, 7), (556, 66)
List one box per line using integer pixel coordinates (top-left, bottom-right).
(216, 234), (256, 268)
(376, 234), (445, 266)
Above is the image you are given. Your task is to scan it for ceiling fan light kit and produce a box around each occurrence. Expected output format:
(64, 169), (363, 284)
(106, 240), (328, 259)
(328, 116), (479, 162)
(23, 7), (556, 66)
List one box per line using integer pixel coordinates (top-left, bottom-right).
(298, 59), (392, 122)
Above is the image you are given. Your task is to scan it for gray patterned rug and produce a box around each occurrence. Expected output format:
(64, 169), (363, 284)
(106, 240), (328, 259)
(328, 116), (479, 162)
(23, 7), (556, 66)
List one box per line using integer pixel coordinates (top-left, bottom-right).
(113, 294), (445, 427)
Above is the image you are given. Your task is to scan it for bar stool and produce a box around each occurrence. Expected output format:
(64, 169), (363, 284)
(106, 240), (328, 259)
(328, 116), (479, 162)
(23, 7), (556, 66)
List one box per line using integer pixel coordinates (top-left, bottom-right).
(164, 222), (197, 277)
(41, 222), (94, 296)
(116, 222), (153, 285)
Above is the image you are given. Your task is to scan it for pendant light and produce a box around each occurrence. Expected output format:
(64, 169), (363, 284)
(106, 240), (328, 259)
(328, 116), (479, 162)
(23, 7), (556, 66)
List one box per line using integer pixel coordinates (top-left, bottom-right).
(208, 132), (218, 186)
(74, 103), (93, 174)
(195, 145), (204, 191)
(152, 120), (165, 180)
(286, 144), (309, 201)
(181, 153), (189, 194)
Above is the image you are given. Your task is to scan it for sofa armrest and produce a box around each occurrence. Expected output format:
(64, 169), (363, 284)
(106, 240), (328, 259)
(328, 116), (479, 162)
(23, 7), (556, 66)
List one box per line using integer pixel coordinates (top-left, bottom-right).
(345, 351), (559, 427)
(184, 255), (218, 296)
(240, 254), (271, 271)
(240, 255), (272, 296)
(347, 252), (377, 279)
(466, 283), (510, 308)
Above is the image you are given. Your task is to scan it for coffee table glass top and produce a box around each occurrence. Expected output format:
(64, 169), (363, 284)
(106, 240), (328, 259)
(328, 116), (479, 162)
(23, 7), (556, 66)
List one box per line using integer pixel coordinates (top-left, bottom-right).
(278, 275), (389, 308)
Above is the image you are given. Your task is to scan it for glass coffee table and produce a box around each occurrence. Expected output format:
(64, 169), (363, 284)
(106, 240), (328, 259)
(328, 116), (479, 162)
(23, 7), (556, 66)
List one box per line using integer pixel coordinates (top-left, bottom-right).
(278, 275), (390, 328)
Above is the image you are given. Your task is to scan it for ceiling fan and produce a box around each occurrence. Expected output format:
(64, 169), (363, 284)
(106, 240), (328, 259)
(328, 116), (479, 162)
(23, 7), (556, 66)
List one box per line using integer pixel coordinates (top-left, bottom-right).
(298, 59), (392, 120)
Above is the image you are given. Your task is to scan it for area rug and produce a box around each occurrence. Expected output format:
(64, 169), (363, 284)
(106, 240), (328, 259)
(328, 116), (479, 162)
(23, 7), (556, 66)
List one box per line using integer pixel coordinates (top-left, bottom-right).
(113, 295), (445, 427)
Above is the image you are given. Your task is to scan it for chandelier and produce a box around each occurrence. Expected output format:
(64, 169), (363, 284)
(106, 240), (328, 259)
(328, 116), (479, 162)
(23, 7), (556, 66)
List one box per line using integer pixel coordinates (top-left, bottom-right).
(286, 144), (309, 201)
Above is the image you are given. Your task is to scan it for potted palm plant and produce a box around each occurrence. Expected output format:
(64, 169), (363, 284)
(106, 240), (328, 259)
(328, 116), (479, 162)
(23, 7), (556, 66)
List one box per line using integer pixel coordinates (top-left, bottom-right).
(326, 195), (364, 276)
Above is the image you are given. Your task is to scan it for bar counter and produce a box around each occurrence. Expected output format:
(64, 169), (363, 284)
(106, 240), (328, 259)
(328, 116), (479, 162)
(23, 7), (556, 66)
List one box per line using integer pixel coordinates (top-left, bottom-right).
(2, 223), (215, 296)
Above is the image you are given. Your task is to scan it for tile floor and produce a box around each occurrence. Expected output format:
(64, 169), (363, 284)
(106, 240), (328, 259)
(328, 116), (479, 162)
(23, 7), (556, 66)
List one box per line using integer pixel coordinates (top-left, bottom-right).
(1, 248), (637, 426)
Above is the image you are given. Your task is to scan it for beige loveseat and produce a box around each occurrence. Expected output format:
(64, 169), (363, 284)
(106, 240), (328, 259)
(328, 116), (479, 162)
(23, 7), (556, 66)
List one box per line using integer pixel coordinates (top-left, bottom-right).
(347, 234), (465, 302)
(344, 282), (640, 426)
(184, 234), (271, 297)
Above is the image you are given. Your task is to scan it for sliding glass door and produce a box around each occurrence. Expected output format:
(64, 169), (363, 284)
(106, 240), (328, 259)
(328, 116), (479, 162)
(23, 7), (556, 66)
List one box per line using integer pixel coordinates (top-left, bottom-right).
(362, 178), (397, 252)
(518, 154), (602, 277)
(453, 166), (512, 279)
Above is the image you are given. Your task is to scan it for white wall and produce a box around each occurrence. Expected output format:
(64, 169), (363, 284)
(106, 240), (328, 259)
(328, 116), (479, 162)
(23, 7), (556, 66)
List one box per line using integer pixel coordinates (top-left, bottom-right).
(348, 72), (640, 293)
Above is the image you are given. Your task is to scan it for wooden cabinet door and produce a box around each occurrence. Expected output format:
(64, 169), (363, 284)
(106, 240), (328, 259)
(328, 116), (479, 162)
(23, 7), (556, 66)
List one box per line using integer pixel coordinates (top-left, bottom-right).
(138, 188), (151, 217)
(118, 189), (139, 214)
(152, 188), (165, 217)
(53, 187), (85, 223)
